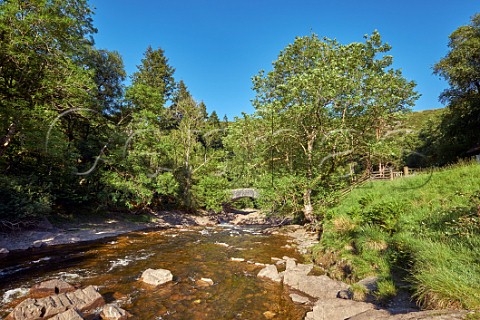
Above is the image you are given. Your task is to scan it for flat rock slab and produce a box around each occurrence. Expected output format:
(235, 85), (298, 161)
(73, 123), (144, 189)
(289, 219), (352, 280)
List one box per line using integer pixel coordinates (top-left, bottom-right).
(50, 309), (84, 320)
(348, 309), (470, 320)
(140, 268), (173, 286)
(7, 285), (104, 320)
(30, 279), (75, 297)
(284, 272), (348, 299)
(304, 298), (376, 320)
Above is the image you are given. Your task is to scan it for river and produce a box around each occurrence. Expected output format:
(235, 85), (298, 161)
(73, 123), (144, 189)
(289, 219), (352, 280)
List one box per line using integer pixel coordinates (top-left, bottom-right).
(0, 225), (310, 319)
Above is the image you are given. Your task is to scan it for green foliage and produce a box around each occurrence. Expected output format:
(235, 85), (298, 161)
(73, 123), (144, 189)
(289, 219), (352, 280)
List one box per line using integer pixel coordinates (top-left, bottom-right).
(0, 175), (53, 219)
(360, 201), (404, 233)
(249, 31), (419, 221)
(349, 283), (368, 301)
(192, 175), (229, 212)
(466, 312), (480, 320)
(86, 48), (126, 114)
(374, 279), (397, 304)
(255, 173), (305, 216)
(0, 0), (126, 218)
(416, 14), (480, 165)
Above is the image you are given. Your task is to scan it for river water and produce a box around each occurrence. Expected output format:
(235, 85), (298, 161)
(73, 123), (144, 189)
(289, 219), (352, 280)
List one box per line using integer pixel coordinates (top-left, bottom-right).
(0, 225), (310, 319)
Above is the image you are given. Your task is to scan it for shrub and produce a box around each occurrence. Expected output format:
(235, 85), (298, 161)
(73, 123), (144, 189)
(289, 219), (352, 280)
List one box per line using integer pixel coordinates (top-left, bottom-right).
(192, 175), (229, 212)
(0, 175), (53, 221)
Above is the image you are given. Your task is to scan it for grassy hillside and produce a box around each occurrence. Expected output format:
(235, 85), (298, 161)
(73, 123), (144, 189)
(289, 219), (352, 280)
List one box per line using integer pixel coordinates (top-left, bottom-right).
(313, 161), (480, 309)
(403, 108), (445, 131)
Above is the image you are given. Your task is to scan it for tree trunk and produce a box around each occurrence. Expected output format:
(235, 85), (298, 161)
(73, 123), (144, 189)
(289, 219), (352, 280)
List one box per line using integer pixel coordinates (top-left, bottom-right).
(303, 188), (314, 222)
(303, 131), (316, 223)
(0, 122), (17, 157)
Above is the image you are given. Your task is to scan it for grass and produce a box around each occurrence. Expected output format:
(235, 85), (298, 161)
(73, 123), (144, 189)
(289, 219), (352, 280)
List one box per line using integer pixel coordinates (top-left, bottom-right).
(314, 160), (480, 310)
(466, 312), (480, 320)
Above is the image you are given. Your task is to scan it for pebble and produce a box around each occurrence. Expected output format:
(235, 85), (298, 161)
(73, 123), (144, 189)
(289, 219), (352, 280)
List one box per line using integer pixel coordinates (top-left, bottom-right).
(263, 310), (277, 319)
(200, 278), (214, 285)
(230, 257), (245, 262)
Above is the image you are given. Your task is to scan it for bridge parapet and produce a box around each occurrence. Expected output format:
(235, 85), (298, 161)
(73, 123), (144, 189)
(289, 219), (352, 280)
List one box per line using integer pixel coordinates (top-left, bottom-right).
(230, 188), (259, 201)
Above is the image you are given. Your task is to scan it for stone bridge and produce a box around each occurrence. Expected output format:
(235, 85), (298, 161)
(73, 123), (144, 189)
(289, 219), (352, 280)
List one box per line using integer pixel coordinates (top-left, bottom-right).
(230, 188), (259, 202)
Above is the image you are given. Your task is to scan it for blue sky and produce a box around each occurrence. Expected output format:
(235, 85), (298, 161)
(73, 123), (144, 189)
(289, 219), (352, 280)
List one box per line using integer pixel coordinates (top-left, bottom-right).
(90, 0), (479, 119)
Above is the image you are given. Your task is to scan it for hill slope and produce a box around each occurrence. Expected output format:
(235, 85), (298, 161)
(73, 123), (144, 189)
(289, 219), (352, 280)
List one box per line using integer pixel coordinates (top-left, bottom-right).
(313, 161), (480, 310)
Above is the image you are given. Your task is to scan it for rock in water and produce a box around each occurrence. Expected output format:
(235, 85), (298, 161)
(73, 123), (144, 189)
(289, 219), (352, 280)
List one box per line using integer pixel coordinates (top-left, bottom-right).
(30, 279), (75, 297)
(289, 293), (310, 304)
(100, 304), (130, 320)
(7, 285), (104, 320)
(257, 264), (282, 283)
(140, 268), (173, 286)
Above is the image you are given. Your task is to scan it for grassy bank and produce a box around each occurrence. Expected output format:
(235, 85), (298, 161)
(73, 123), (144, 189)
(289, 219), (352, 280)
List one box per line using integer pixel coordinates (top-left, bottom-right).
(313, 161), (480, 310)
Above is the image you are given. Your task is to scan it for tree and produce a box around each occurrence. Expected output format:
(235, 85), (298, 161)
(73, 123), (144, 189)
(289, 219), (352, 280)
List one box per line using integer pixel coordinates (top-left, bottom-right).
(251, 32), (418, 222)
(86, 48), (126, 115)
(0, 0), (97, 158)
(198, 102), (209, 121)
(205, 111), (223, 149)
(103, 46), (177, 209)
(125, 46), (175, 127)
(171, 95), (206, 210)
(430, 13), (480, 163)
(0, 0), (117, 218)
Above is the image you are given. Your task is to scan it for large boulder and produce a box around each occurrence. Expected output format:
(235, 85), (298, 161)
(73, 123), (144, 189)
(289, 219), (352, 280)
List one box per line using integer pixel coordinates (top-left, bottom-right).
(257, 264), (282, 283)
(7, 285), (104, 320)
(30, 279), (75, 297)
(304, 298), (375, 320)
(285, 273), (348, 299)
(140, 268), (173, 286)
(100, 304), (130, 320)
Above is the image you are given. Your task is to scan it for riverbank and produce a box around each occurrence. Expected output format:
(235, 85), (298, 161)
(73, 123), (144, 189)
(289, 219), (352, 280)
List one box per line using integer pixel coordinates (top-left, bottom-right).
(0, 209), (282, 253)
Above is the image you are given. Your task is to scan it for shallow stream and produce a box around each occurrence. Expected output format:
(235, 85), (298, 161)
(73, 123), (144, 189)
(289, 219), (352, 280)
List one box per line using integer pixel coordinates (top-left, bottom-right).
(0, 225), (310, 319)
